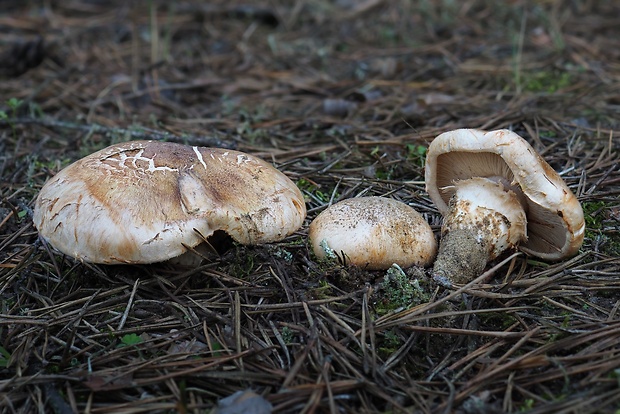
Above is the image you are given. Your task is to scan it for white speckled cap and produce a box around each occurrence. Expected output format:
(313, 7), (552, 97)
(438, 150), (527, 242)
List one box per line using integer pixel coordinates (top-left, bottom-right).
(309, 196), (437, 270)
(33, 140), (306, 264)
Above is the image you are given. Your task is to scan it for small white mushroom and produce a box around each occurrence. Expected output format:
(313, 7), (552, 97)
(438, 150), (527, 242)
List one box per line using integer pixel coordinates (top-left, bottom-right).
(309, 196), (437, 270)
(425, 128), (585, 285)
(33, 140), (306, 264)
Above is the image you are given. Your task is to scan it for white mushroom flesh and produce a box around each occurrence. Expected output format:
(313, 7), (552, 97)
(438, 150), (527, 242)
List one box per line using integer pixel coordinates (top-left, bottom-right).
(442, 177), (528, 260)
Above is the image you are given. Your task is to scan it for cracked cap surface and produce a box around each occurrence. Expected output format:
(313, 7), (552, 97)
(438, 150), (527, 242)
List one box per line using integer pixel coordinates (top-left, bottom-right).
(33, 140), (306, 264)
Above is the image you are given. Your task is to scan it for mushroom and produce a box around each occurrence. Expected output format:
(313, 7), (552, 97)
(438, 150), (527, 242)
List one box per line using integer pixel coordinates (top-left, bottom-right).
(309, 196), (437, 270)
(425, 128), (585, 285)
(33, 140), (306, 264)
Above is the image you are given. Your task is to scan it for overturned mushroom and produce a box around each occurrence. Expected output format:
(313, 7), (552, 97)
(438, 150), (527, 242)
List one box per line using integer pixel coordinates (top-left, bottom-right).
(33, 140), (306, 264)
(309, 196), (437, 270)
(425, 128), (585, 285)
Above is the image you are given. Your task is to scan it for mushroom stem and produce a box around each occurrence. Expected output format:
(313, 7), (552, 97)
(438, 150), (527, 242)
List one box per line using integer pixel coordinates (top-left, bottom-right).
(432, 177), (528, 286)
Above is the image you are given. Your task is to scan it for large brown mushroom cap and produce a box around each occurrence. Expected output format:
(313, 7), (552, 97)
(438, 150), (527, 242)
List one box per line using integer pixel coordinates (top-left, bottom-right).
(425, 128), (584, 261)
(33, 140), (306, 264)
(309, 196), (437, 270)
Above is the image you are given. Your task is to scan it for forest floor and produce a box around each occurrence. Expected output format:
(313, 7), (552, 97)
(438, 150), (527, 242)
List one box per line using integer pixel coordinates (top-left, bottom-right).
(1, 1), (619, 413)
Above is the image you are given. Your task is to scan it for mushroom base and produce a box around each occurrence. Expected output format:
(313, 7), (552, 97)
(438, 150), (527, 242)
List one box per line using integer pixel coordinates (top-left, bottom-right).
(432, 228), (488, 286)
(431, 177), (528, 286)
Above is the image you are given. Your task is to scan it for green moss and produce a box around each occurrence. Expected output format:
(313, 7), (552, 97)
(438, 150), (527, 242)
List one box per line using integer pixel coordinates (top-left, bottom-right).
(230, 249), (257, 277)
(377, 329), (403, 359)
(374, 167), (393, 180)
(308, 279), (333, 300)
(47, 363), (61, 374)
(538, 130), (557, 139)
(523, 70), (572, 93)
(582, 200), (620, 257)
(583, 201), (607, 230)
(280, 326), (294, 344)
(405, 144), (427, 168)
(519, 399), (535, 412)
(374, 264), (430, 315)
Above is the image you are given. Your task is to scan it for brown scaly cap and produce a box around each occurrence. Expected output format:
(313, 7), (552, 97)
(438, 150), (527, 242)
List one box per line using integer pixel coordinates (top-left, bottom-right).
(33, 140), (306, 264)
(425, 128), (585, 261)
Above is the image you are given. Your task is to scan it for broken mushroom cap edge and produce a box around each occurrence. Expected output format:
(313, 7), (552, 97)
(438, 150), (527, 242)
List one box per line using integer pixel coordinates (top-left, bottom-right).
(425, 128), (584, 261)
(33, 140), (307, 264)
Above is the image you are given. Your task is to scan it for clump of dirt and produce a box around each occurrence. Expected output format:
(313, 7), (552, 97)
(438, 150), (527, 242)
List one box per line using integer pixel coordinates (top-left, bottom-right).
(433, 228), (488, 285)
